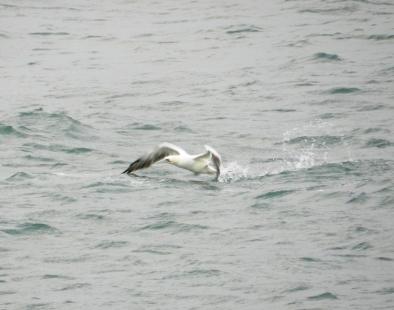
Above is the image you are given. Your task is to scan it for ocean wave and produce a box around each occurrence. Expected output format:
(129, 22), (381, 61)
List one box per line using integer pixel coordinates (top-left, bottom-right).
(18, 109), (94, 140)
(365, 138), (393, 148)
(312, 52), (342, 61)
(1, 222), (58, 235)
(308, 292), (338, 300)
(22, 142), (93, 154)
(367, 34), (394, 40)
(29, 32), (70, 36)
(138, 220), (208, 233)
(0, 123), (27, 138)
(225, 24), (262, 34)
(327, 87), (361, 94)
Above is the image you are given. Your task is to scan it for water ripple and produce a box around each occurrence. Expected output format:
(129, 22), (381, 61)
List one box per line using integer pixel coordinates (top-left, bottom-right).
(308, 292), (338, 300)
(313, 52), (342, 61)
(1, 222), (58, 236)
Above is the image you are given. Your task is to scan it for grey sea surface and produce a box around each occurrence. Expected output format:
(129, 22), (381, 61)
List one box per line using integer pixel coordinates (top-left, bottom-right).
(1, 0), (394, 309)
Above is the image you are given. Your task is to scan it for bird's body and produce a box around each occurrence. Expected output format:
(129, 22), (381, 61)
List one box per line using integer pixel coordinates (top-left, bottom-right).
(122, 143), (222, 180)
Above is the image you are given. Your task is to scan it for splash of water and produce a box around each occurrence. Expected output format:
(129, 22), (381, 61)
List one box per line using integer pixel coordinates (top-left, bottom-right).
(218, 162), (249, 183)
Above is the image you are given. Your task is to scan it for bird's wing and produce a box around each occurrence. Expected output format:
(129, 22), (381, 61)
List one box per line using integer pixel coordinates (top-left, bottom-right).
(193, 150), (211, 162)
(122, 143), (183, 174)
(204, 145), (222, 180)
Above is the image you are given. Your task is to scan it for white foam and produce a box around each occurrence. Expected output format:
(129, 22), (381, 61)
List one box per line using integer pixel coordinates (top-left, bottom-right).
(218, 162), (249, 183)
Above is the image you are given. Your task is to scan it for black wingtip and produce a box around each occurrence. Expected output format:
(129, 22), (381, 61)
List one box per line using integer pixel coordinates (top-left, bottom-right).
(121, 167), (131, 175)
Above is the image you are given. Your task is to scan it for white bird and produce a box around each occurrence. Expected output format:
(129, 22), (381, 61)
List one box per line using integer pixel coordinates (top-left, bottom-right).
(122, 143), (222, 180)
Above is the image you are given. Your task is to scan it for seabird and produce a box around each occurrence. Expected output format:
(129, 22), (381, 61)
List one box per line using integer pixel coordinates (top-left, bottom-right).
(122, 143), (222, 180)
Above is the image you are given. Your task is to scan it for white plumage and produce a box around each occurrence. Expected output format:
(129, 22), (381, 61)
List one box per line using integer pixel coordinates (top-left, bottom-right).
(122, 143), (222, 180)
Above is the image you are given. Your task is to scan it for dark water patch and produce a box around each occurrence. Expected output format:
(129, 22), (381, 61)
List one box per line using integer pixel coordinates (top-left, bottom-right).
(308, 99), (337, 106)
(358, 104), (386, 111)
(365, 138), (393, 148)
(95, 240), (128, 249)
(32, 47), (52, 51)
(174, 125), (193, 133)
(287, 39), (310, 47)
(0, 290), (16, 295)
(24, 155), (56, 162)
(299, 5), (358, 14)
(264, 109), (296, 112)
(138, 220), (208, 233)
(284, 135), (343, 147)
(256, 190), (295, 200)
(363, 127), (388, 134)
(366, 79), (379, 84)
(57, 282), (91, 291)
(29, 32), (70, 36)
(300, 257), (321, 263)
(0, 33), (9, 39)
(125, 122), (161, 131)
(352, 242), (372, 251)
(250, 202), (270, 209)
(376, 287), (394, 295)
(313, 52), (341, 61)
(0, 123), (26, 137)
(51, 162), (68, 169)
(63, 146), (93, 154)
(295, 82), (315, 87)
(354, 226), (372, 233)
(226, 24), (261, 34)
(319, 112), (346, 119)
(6, 172), (34, 182)
(308, 292), (338, 300)
(334, 253), (367, 259)
(139, 220), (176, 231)
(1, 222), (57, 236)
(327, 87), (361, 94)
(367, 34), (394, 40)
(134, 124), (161, 130)
(347, 192), (368, 204)
(131, 79), (163, 85)
(376, 257), (393, 261)
(76, 213), (106, 221)
(42, 274), (74, 280)
(107, 93), (138, 100)
(82, 35), (103, 39)
(284, 285), (310, 293)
